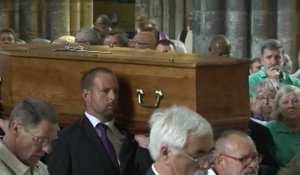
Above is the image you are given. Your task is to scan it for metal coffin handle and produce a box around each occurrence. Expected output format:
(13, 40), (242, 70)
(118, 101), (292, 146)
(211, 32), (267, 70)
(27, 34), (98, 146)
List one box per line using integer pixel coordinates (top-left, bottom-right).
(136, 89), (164, 108)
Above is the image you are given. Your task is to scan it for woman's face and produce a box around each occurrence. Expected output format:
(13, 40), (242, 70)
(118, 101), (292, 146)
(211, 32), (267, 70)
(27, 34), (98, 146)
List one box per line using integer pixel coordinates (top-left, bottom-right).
(279, 91), (300, 120)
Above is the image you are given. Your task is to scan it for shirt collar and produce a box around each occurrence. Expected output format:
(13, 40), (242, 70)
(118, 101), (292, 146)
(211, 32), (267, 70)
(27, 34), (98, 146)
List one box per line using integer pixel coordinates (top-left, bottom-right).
(152, 164), (160, 175)
(259, 69), (284, 80)
(0, 140), (33, 174)
(85, 111), (115, 130)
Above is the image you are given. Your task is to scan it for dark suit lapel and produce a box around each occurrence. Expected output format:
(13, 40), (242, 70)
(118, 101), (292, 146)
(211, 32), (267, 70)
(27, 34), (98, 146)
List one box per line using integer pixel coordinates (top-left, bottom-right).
(117, 126), (137, 174)
(80, 115), (116, 174)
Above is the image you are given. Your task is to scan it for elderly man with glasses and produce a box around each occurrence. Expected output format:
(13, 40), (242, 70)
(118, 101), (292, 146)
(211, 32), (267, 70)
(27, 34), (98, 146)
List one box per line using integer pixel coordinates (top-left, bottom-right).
(209, 130), (261, 175)
(0, 99), (59, 175)
(147, 105), (214, 175)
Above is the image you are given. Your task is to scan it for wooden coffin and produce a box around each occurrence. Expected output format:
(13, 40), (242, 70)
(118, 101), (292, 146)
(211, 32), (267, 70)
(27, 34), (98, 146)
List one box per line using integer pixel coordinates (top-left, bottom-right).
(0, 44), (250, 134)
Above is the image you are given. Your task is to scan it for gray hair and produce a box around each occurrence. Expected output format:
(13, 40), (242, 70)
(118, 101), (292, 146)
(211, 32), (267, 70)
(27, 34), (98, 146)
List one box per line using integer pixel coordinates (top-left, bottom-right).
(254, 78), (279, 98)
(260, 39), (283, 55)
(76, 27), (103, 45)
(148, 105), (213, 160)
(10, 99), (58, 129)
(272, 85), (300, 120)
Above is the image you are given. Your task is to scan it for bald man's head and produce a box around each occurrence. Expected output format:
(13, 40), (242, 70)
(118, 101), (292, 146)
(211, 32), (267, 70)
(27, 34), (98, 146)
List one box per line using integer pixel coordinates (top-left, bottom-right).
(133, 31), (157, 49)
(208, 35), (231, 57)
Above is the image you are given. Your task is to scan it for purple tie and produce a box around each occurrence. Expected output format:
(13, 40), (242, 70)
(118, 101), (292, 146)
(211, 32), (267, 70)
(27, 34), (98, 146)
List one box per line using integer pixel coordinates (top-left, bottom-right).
(96, 123), (120, 175)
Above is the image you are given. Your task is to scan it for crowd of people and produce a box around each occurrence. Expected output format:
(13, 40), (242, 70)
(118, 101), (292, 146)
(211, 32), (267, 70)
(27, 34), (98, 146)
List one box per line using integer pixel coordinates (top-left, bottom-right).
(1, 13), (300, 175)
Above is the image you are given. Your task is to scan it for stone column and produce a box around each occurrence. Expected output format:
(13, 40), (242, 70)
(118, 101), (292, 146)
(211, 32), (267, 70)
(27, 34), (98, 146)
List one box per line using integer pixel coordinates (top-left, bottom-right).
(277, 0), (297, 69)
(0, 0), (14, 29)
(39, 0), (47, 39)
(81, 0), (93, 28)
(70, 0), (81, 36)
(11, 0), (19, 35)
(47, 0), (70, 41)
(149, 0), (162, 32)
(193, 0), (226, 55)
(251, 0), (277, 58)
(19, 0), (39, 42)
(163, 0), (176, 38)
(226, 0), (248, 58)
(175, 0), (185, 38)
(135, 0), (150, 18)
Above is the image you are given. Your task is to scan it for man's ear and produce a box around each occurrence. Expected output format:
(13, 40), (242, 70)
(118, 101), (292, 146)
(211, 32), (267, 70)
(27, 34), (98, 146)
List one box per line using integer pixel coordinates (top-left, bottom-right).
(10, 121), (22, 135)
(214, 155), (225, 170)
(81, 89), (90, 102)
(160, 146), (171, 165)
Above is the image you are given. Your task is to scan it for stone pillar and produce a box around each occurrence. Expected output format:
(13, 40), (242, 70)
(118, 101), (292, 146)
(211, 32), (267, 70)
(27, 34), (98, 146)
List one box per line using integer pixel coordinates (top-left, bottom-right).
(251, 0), (277, 58)
(81, 0), (93, 28)
(39, 0), (47, 39)
(175, 0), (185, 38)
(11, 0), (19, 35)
(19, 0), (39, 42)
(226, 0), (248, 58)
(0, 0), (13, 29)
(193, 0), (226, 55)
(163, 0), (176, 38)
(149, 0), (162, 32)
(70, 0), (81, 36)
(135, 0), (150, 18)
(277, 0), (297, 70)
(47, 0), (70, 41)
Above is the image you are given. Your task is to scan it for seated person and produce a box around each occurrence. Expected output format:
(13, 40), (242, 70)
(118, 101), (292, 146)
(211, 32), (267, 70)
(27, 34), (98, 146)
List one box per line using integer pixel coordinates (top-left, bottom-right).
(249, 39), (300, 97)
(0, 99), (59, 174)
(210, 130), (261, 175)
(132, 31), (157, 49)
(155, 39), (175, 52)
(104, 30), (129, 47)
(249, 57), (262, 74)
(75, 27), (103, 45)
(0, 28), (16, 45)
(208, 35), (231, 57)
(147, 105), (214, 175)
(267, 85), (300, 167)
(277, 147), (300, 175)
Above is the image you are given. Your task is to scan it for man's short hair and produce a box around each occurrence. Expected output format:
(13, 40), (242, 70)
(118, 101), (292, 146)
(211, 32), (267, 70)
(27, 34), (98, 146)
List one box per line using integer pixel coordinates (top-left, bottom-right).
(10, 99), (58, 129)
(148, 105), (213, 160)
(254, 78), (279, 97)
(106, 30), (129, 47)
(76, 27), (103, 45)
(155, 39), (175, 48)
(0, 28), (17, 43)
(260, 39), (283, 55)
(95, 14), (111, 26)
(209, 35), (229, 48)
(80, 67), (115, 90)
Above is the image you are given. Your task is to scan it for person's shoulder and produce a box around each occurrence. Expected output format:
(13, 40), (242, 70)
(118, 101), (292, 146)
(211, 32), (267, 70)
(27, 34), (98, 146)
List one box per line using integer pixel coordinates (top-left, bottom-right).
(58, 116), (86, 137)
(35, 161), (50, 175)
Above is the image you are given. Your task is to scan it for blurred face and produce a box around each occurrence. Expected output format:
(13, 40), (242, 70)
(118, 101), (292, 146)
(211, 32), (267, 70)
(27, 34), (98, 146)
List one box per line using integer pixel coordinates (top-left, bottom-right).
(254, 90), (276, 121)
(156, 44), (175, 52)
(15, 120), (58, 166)
(210, 42), (231, 57)
(133, 33), (156, 49)
(216, 136), (259, 175)
(94, 17), (109, 32)
(261, 49), (283, 72)
(0, 32), (15, 45)
(278, 91), (300, 121)
(75, 32), (89, 44)
(104, 35), (120, 47)
(169, 133), (214, 175)
(82, 73), (119, 122)
(250, 61), (262, 74)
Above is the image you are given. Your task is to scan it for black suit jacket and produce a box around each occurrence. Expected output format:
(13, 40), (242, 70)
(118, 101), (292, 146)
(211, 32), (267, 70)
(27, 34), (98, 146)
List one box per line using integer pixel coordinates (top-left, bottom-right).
(145, 167), (155, 175)
(45, 115), (152, 175)
(248, 119), (278, 173)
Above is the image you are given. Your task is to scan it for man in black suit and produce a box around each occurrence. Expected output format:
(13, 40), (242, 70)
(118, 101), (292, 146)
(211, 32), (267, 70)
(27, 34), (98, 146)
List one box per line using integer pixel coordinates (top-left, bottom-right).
(146, 105), (214, 175)
(45, 67), (152, 175)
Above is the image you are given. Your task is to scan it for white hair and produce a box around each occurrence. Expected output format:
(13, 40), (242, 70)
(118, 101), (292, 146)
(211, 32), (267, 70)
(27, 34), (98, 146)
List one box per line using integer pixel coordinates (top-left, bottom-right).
(148, 105), (213, 160)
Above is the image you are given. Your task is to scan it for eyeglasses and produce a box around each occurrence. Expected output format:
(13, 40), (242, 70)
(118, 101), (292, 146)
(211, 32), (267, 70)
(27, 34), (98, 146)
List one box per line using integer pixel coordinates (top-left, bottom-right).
(27, 131), (56, 147)
(182, 150), (210, 167)
(220, 153), (262, 166)
(256, 95), (275, 102)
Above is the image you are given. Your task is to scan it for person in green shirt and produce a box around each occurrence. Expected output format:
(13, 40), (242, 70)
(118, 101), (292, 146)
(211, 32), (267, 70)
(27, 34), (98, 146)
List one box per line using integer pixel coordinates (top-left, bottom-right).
(249, 39), (300, 97)
(267, 85), (300, 167)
